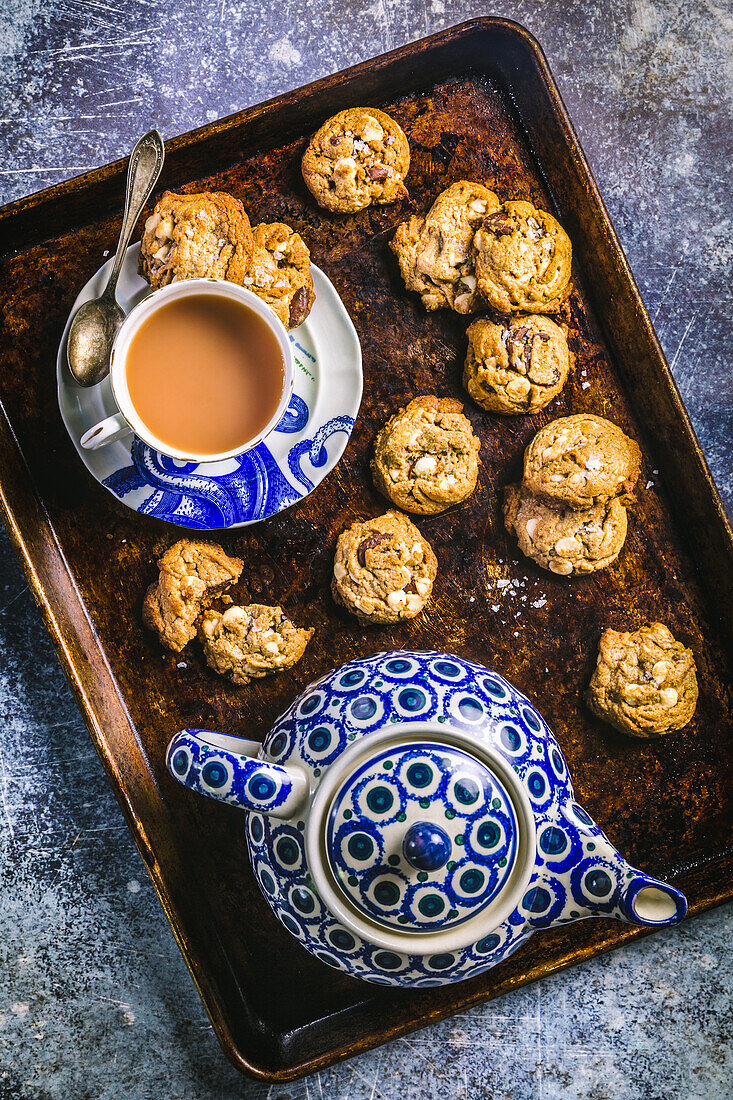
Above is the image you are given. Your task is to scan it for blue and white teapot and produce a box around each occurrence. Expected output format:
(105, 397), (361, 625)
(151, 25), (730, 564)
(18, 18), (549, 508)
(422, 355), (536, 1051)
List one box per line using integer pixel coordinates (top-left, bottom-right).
(166, 650), (686, 987)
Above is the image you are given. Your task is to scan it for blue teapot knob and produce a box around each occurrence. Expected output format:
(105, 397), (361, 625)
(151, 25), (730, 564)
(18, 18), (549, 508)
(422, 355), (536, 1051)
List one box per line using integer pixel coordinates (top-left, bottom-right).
(402, 821), (452, 872)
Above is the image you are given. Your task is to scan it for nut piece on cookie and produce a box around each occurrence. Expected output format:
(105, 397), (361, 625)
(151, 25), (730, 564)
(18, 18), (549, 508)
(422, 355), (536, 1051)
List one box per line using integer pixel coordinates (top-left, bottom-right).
(372, 396), (480, 515)
(244, 222), (315, 329)
(139, 191), (254, 289)
(503, 483), (627, 576)
(332, 511), (437, 624)
(473, 200), (572, 314)
(199, 604), (313, 686)
(522, 414), (641, 511)
(390, 181), (500, 313)
(142, 539), (244, 652)
(302, 107), (410, 214)
(464, 315), (571, 415)
(586, 623), (698, 736)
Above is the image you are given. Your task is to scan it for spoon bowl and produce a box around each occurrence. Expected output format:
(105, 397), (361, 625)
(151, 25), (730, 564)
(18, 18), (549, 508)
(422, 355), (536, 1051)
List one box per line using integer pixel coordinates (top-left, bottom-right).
(66, 294), (126, 388)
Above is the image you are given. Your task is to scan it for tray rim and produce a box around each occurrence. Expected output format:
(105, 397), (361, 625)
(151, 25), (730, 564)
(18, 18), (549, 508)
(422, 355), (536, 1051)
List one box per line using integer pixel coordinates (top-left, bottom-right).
(1, 15), (732, 1084)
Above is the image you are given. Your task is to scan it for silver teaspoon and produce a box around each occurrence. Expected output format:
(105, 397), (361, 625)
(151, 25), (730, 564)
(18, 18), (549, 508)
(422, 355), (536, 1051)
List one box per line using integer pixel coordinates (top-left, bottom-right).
(66, 129), (165, 387)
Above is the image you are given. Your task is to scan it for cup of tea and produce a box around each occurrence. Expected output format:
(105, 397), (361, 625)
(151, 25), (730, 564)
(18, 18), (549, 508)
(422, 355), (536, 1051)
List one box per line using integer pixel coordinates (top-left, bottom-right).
(79, 278), (295, 461)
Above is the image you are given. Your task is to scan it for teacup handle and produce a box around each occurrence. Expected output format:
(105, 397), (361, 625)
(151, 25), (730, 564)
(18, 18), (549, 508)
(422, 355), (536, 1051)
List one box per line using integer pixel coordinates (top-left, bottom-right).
(80, 413), (132, 450)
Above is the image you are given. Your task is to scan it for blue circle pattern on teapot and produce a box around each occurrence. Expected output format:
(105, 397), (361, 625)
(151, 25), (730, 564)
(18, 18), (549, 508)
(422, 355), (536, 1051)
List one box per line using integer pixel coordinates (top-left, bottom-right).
(231, 651), (657, 987)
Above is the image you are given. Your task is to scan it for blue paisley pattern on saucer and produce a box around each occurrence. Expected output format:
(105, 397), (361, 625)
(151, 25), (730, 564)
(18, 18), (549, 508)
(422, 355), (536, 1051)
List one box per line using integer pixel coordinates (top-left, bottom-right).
(102, 392), (354, 529)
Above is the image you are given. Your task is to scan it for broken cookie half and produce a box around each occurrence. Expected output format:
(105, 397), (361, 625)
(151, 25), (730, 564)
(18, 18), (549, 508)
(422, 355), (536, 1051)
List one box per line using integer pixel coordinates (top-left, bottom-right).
(142, 539), (243, 653)
(199, 604), (313, 685)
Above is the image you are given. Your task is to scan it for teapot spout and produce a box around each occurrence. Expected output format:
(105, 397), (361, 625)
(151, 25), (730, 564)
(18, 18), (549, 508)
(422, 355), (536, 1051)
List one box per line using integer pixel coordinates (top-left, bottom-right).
(619, 872), (687, 928)
(166, 728), (308, 818)
(551, 800), (687, 929)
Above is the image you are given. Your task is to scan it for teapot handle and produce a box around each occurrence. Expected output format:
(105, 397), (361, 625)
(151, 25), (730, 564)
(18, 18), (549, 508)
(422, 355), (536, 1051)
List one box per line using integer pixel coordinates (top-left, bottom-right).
(166, 729), (308, 819)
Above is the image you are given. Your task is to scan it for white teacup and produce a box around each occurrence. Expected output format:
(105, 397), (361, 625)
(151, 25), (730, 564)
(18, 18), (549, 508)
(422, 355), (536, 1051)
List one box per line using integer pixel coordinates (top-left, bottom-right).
(79, 278), (295, 462)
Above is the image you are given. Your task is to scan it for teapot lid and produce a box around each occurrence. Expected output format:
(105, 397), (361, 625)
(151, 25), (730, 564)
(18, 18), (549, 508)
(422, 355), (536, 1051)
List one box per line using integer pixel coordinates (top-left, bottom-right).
(323, 739), (520, 935)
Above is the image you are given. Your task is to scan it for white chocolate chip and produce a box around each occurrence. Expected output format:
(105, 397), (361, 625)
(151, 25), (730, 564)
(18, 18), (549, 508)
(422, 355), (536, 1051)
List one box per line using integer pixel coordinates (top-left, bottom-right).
(242, 275), (254, 285)
(585, 457), (602, 472)
(387, 590), (407, 610)
(554, 536), (581, 556)
(221, 606), (248, 628)
(470, 200), (488, 213)
(333, 561), (347, 580)
(506, 377), (531, 400)
(549, 559), (573, 575)
(525, 518), (539, 541)
(155, 218), (173, 240)
(217, 238), (226, 249)
(460, 274), (477, 291)
(567, 472), (587, 488)
(411, 543), (424, 559)
(652, 660), (673, 684)
(361, 119), (383, 142)
(659, 687), (678, 707)
(406, 595), (423, 610)
(145, 213), (161, 234)
(414, 455), (437, 476)
(415, 578), (431, 596)
(153, 244), (170, 261)
(264, 640), (280, 655)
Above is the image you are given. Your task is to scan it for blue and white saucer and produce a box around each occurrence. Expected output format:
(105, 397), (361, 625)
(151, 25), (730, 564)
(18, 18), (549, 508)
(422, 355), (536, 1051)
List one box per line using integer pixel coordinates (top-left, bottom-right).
(57, 242), (362, 530)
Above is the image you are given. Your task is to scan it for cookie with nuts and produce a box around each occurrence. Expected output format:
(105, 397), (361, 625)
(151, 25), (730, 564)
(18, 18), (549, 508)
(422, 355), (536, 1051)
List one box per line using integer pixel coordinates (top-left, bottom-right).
(199, 604), (313, 686)
(138, 191), (254, 289)
(586, 623), (698, 736)
(244, 222), (315, 329)
(390, 181), (500, 313)
(522, 414), (641, 511)
(464, 315), (571, 415)
(302, 107), (410, 214)
(473, 200), (572, 314)
(332, 511), (437, 624)
(371, 396), (480, 515)
(142, 539), (243, 652)
(503, 483), (627, 576)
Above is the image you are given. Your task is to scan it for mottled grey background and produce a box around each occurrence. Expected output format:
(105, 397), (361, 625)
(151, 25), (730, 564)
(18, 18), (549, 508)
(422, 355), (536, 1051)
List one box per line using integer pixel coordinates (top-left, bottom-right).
(0, 1), (731, 1098)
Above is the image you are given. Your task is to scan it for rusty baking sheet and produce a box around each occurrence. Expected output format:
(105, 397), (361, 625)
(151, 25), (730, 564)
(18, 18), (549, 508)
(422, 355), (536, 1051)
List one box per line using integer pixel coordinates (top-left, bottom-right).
(0, 18), (731, 1082)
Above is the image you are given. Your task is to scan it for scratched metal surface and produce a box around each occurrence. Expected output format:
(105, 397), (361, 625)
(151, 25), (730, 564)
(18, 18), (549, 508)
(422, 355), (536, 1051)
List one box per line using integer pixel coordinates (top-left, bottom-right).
(0, 2), (731, 1099)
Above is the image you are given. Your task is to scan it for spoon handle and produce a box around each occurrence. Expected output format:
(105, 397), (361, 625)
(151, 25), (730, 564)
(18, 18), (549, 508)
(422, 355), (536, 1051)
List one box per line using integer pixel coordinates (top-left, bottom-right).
(105, 129), (165, 298)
